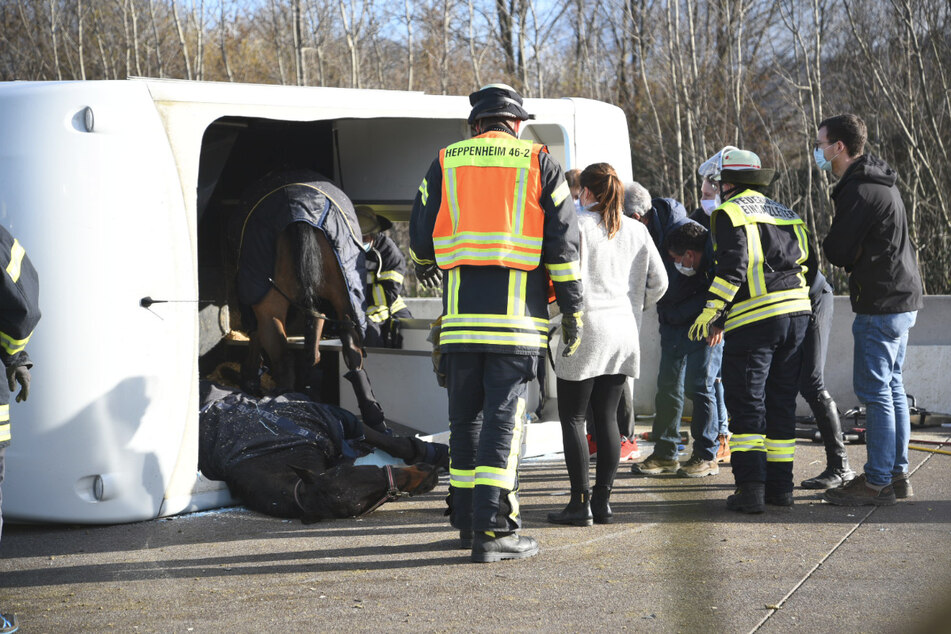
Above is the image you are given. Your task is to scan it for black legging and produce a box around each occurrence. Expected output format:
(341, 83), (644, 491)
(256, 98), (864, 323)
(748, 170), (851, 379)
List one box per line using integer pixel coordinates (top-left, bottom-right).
(557, 374), (627, 491)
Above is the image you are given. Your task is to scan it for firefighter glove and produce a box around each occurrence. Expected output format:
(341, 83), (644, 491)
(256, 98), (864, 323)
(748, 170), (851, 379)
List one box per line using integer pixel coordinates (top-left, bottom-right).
(415, 262), (443, 289)
(561, 311), (584, 357)
(689, 299), (726, 342)
(7, 364), (30, 402)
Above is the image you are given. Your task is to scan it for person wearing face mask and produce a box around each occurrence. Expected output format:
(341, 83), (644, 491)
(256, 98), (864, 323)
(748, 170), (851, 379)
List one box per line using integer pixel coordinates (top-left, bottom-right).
(817, 114), (923, 506)
(689, 147), (816, 513)
(631, 215), (723, 479)
(356, 206), (413, 348)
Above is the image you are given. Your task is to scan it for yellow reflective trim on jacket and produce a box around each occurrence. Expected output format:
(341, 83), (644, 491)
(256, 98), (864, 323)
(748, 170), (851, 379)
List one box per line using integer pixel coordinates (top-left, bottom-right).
(0, 404), (9, 420)
(507, 270), (527, 317)
(446, 268), (461, 315)
(718, 190), (804, 227)
(709, 276), (739, 302)
(0, 330), (31, 356)
(409, 247), (435, 266)
(442, 136), (533, 169)
(512, 166), (529, 235)
(5, 239), (25, 283)
(445, 166), (461, 233)
(433, 232), (544, 250)
(545, 260), (581, 282)
(745, 223), (767, 297)
(0, 424), (10, 444)
(794, 223), (810, 288)
(419, 177), (429, 206)
(552, 180), (570, 207)
(436, 249), (542, 268)
(765, 438), (796, 462)
(440, 313), (549, 332)
(725, 296), (812, 333)
(730, 433), (766, 453)
(377, 270), (404, 284)
(438, 330), (547, 348)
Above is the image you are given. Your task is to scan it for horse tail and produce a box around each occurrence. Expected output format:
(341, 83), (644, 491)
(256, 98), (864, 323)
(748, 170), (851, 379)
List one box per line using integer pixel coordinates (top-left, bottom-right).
(289, 222), (323, 311)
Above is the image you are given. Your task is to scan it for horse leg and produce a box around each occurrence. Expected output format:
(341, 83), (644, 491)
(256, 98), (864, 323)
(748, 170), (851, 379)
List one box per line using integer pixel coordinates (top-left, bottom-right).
(362, 426), (450, 470)
(252, 288), (294, 393)
(312, 232), (387, 429)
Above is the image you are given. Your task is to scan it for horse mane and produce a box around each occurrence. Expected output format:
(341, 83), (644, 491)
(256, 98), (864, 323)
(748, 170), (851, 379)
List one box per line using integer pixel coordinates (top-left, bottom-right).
(288, 222), (323, 311)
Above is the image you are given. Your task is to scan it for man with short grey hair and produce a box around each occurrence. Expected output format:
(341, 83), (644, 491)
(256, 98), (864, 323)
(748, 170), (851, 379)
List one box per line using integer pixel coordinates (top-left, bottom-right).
(623, 181), (652, 219)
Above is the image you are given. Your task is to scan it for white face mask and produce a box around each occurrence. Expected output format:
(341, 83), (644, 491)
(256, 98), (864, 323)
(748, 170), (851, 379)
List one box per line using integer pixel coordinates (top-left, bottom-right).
(700, 199), (717, 215)
(674, 261), (696, 277)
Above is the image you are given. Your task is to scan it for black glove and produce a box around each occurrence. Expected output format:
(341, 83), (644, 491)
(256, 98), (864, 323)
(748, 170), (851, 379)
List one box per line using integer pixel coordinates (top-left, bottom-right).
(7, 365), (31, 402)
(561, 311), (584, 357)
(415, 262), (443, 289)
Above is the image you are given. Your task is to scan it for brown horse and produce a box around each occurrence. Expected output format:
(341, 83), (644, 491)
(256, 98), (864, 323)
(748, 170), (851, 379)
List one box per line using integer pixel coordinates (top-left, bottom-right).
(234, 171), (384, 427)
(198, 382), (446, 521)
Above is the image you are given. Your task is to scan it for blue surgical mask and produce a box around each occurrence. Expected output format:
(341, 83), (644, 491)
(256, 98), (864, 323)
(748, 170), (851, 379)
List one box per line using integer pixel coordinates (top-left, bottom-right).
(700, 199), (717, 215)
(813, 147), (833, 171)
(363, 240), (374, 252)
(674, 261), (696, 277)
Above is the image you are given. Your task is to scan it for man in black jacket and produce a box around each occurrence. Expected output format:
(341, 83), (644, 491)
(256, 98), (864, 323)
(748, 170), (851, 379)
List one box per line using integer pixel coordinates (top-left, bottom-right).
(817, 113), (924, 506)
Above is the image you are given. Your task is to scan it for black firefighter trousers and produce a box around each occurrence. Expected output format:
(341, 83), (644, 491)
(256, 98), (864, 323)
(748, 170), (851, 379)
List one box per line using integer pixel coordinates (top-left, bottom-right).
(445, 352), (537, 535)
(722, 314), (808, 496)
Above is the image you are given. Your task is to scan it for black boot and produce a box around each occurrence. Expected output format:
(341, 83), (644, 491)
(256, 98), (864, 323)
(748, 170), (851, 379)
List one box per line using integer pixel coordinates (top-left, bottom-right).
(801, 391), (855, 489)
(547, 489), (593, 526)
(726, 482), (766, 514)
(471, 532), (539, 563)
(591, 485), (613, 524)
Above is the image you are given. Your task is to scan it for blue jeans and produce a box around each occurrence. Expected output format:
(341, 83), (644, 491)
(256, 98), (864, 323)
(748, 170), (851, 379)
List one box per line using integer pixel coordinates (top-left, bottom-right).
(852, 311), (917, 486)
(652, 323), (722, 461)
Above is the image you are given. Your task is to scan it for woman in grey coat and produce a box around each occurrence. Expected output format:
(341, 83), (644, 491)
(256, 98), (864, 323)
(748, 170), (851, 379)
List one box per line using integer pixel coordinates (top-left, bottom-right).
(548, 163), (668, 526)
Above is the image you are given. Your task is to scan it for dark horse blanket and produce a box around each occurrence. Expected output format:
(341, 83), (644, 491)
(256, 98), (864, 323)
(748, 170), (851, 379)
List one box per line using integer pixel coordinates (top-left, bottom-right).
(199, 381), (364, 480)
(235, 170), (367, 335)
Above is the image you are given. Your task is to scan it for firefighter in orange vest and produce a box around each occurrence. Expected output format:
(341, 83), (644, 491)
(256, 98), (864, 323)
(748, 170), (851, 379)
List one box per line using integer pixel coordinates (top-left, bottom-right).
(410, 84), (584, 562)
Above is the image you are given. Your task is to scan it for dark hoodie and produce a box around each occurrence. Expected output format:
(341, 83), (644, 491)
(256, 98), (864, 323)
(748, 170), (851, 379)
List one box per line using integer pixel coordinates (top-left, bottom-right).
(822, 154), (923, 314)
(645, 197), (710, 326)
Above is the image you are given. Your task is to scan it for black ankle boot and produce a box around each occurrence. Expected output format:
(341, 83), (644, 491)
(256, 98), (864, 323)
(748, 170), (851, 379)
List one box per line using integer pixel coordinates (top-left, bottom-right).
(547, 489), (592, 526)
(591, 485), (613, 524)
(726, 482), (766, 514)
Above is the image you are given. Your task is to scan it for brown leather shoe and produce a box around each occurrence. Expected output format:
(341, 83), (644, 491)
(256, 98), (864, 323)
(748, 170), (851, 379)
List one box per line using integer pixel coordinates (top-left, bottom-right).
(823, 473), (897, 506)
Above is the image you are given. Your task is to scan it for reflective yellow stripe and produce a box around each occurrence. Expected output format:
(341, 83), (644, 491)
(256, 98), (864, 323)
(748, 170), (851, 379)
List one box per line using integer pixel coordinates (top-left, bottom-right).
(377, 270), (404, 284)
(709, 276), (739, 302)
(545, 260), (581, 282)
(766, 437), (796, 462)
(446, 167), (461, 232)
(730, 433), (766, 453)
(794, 224), (810, 288)
(447, 268), (460, 315)
(433, 232), (543, 250)
(0, 424), (10, 444)
(441, 314), (549, 332)
(389, 296), (408, 313)
(507, 270), (527, 317)
(0, 404), (9, 420)
(0, 330), (31, 356)
(725, 297), (812, 332)
(419, 177), (429, 206)
(409, 247), (435, 266)
(474, 400), (524, 490)
(449, 466), (475, 489)
(439, 330), (547, 348)
(436, 247), (541, 268)
(512, 167), (529, 235)
(746, 224), (767, 297)
(730, 287), (810, 319)
(6, 240), (25, 283)
(551, 180), (570, 207)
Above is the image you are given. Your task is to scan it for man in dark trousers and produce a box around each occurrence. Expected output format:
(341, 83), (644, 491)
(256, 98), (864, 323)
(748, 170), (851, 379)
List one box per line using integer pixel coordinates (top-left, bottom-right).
(410, 84), (584, 562)
(817, 113), (923, 506)
(0, 225), (41, 633)
(689, 147), (815, 513)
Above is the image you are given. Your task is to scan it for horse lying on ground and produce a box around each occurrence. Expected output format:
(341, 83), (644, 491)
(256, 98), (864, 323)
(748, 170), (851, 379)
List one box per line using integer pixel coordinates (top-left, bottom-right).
(233, 169), (386, 428)
(199, 381), (447, 522)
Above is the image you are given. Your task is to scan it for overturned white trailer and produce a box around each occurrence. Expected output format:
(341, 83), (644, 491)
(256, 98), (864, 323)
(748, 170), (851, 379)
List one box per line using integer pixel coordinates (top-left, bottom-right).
(0, 78), (632, 524)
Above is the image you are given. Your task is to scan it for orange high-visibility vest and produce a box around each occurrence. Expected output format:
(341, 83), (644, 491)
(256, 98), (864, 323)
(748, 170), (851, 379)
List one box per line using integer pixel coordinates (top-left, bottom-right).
(433, 131), (546, 270)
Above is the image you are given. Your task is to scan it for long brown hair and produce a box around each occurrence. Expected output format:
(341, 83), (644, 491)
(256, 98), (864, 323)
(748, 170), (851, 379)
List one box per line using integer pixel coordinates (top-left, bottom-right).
(580, 162), (624, 238)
